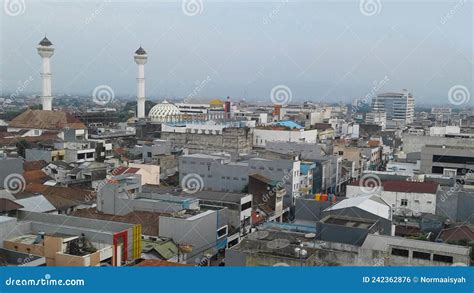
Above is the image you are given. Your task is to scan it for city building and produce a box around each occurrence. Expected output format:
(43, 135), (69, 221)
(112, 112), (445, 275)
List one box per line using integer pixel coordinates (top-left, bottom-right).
(371, 91), (415, 125)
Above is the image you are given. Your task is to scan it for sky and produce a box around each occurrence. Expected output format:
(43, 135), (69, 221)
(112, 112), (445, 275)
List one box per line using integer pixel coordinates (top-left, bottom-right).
(1, 0), (472, 106)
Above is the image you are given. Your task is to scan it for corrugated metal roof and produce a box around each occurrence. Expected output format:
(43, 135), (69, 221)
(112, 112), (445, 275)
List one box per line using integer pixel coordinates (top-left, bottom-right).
(15, 195), (56, 213)
(324, 195), (391, 220)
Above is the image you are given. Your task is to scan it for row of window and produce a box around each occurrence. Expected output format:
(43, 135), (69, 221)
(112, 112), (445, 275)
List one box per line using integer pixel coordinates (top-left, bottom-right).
(391, 248), (453, 264)
(399, 199), (432, 206)
(249, 166), (300, 177)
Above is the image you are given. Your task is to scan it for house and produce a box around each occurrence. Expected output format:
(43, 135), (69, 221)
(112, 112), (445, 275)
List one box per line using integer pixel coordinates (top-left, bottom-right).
(113, 163), (160, 186)
(347, 180), (439, 216)
(319, 194), (394, 245)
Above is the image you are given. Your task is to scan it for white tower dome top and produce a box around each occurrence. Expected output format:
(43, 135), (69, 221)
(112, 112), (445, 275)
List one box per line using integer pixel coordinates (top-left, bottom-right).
(148, 100), (182, 122)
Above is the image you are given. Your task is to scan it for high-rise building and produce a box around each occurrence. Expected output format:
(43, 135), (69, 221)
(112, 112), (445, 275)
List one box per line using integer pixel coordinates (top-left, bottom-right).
(371, 90), (415, 125)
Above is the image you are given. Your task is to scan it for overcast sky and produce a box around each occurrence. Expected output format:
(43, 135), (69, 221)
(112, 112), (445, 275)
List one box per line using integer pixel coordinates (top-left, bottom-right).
(1, 0), (472, 105)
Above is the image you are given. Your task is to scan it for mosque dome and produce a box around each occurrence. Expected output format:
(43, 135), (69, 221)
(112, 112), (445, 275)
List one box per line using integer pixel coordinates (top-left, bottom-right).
(148, 100), (181, 122)
(209, 98), (224, 106)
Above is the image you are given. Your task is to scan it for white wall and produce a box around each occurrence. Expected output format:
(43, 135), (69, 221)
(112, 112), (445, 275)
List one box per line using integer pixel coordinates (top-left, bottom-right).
(253, 129), (318, 147)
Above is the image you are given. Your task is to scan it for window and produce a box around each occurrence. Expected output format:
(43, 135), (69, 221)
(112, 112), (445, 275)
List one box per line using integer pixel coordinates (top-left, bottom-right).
(433, 254), (453, 264)
(233, 177), (238, 180)
(391, 248), (409, 257)
(147, 152), (152, 158)
(401, 199), (408, 206)
(413, 251), (430, 260)
(217, 226), (228, 238)
(221, 176), (225, 179)
(241, 201), (252, 211)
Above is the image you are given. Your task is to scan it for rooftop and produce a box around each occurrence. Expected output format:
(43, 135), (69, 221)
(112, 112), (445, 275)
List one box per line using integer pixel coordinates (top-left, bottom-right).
(10, 110), (86, 130)
(38, 36), (53, 46)
(0, 198), (24, 213)
(135, 46), (147, 55)
(350, 180), (439, 194)
(134, 259), (191, 267)
(72, 208), (164, 236)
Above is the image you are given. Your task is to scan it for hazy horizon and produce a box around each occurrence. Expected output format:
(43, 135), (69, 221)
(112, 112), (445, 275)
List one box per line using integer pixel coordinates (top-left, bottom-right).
(1, 0), (472, 106)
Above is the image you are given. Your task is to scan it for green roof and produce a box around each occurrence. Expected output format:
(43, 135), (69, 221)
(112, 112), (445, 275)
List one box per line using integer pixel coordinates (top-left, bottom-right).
(142, 239), (178, 260)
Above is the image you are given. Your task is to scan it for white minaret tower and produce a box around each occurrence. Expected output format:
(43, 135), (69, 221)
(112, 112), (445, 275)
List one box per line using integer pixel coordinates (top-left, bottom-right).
(37, 36), (54, 111)
(134, 46), (148, 119)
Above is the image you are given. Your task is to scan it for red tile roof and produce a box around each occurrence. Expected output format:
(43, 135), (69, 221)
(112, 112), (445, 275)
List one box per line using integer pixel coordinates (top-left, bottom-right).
(72, 208), (164, 236)
(9, 109), (86, 130)
(23, 160), (48, 171)
(350, 180), (439, 194)
(23, 170), (50, 184)
(111, 166), (140, 176)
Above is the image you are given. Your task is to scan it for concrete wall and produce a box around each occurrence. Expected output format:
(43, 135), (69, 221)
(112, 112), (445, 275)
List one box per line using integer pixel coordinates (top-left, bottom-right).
(0, 217), (31, 248)
(0, 158), (23, 184)
(162, 127), (253, 155)
(437, 189), (474, 224)
(25, 149), (52, 162)
(253, 129), (318, 147)
(159, 210), (219, 261)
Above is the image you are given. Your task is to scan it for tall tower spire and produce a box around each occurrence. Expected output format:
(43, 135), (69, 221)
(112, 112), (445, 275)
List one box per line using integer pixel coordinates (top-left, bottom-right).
(37, 36), (54, 111)
(134, 46), (148, 119)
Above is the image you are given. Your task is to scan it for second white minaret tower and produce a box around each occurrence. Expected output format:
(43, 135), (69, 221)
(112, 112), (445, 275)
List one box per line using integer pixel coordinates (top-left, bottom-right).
(134, 46), (148, 119)
(37, 36), (54, 111)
